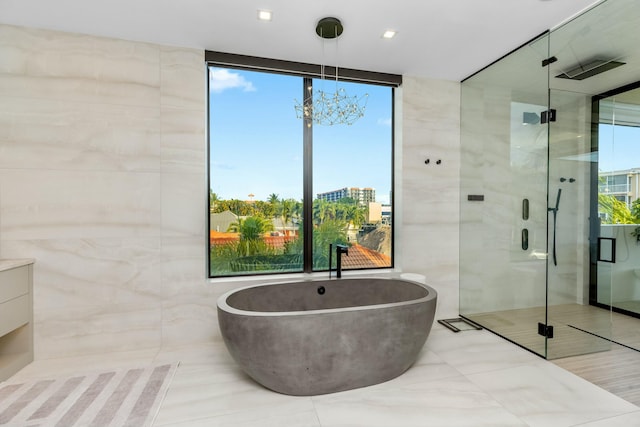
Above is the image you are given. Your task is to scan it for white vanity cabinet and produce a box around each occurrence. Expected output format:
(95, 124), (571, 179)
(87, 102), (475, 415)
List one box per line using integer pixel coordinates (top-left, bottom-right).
(0, 259), (34, 381)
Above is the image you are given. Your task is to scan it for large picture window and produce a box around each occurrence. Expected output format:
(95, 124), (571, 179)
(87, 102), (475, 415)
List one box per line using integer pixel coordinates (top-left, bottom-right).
(207, 55), (396, 278)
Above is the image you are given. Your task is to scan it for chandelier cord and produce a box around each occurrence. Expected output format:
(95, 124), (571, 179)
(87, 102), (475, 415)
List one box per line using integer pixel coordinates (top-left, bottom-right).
(321, 26), (325, 82)
(334, 24), (339, 91)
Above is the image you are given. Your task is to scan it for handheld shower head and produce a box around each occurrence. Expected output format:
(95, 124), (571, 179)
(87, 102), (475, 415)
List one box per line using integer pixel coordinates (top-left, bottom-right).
(549, 188), (562, 266)
(548, 188), (562, 213)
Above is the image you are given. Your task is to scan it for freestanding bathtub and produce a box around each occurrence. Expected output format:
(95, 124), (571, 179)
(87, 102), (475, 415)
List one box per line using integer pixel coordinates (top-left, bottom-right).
(217, 277), (437, 396)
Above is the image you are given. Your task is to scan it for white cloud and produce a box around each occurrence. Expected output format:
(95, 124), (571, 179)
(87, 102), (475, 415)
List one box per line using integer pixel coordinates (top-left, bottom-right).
(211, 161), (235, 170)
(209, 69), (256, 93)
(377, 117), (392, 127)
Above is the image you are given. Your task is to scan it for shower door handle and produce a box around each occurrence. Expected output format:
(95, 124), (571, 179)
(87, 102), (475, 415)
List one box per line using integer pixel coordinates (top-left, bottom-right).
(597, 237), (616, 263)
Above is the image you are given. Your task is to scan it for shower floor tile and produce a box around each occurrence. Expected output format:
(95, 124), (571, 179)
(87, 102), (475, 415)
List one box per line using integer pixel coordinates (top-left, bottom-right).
(463, 303), (640, 358)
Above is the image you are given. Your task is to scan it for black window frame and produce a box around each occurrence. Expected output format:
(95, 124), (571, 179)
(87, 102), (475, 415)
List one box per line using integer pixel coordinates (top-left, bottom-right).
(206, 51), (401, 278)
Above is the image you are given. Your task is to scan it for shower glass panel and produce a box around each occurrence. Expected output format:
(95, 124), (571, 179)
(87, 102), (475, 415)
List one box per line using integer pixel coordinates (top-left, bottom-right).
(459, 32), (550, 357)
(594, 96), (615, 314)
(593, 86), (640, 352)
(461, 0), (640, 359)
(544, 86), (612, 358)
(599, 94), (640, 319)
(543, 2), (615, 357)
(546, 0), (640, 356)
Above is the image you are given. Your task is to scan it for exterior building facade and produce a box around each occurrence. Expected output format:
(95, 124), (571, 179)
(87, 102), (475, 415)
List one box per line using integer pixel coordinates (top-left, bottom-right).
(599, 169), (640, 208)
(317, 187), (376, 205)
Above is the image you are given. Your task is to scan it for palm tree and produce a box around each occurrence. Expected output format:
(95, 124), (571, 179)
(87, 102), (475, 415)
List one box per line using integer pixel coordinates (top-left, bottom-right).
(228, 216), (273, 240)
(313, 199), (324, 225)
(292, 199), (303, 222)
(209, 190), (220, 213)
(224, 199), (252, 216)
(598, 194), (636, 224)
(227, 216), (274, 256)
(313, 199), (332, 225)
(334, 203), (347, 222)
(268, 193), (280, 205)
(325, 202), (337, 221)
(631, 198), (640, 220)
(313, 219), (349, 269)
(345, 204), (367, 230)
(279, 198), (295, 235)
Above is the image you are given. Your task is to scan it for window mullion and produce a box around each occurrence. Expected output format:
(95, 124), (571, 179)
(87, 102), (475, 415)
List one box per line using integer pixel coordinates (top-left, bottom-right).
(303, 77), (313, 273)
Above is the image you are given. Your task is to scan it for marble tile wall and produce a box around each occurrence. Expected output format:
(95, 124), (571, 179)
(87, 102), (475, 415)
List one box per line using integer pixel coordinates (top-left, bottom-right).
(459, 84), (549, 314)
(459, 75), (593, 315)
(0, 24), (208, 357)
(400, 77), (461, 319)
(0, 23), (462, 358)
(547, 90), (592, 306)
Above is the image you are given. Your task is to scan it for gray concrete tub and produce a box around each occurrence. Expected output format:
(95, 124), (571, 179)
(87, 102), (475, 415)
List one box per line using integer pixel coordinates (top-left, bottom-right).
(217, 277), (437, 396)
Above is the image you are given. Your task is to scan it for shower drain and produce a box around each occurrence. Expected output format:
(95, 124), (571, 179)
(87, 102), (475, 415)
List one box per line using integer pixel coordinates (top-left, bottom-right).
(438, 317), (483, 333)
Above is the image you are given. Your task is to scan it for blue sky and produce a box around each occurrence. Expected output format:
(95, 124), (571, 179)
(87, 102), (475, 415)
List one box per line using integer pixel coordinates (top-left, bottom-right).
(598, 124), (640, 173)
(209, 67), (393, 204)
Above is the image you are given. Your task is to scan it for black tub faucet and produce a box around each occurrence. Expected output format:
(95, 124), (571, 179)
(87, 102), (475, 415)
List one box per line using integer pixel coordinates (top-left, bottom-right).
(335, 244), (349, 278)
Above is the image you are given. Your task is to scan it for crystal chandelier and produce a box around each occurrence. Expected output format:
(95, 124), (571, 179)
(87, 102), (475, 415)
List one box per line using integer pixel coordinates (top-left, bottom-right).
(294, 17), (368, 126)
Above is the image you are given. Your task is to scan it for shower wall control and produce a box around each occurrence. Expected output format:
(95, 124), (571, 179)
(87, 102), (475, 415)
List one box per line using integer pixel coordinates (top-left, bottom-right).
(522, 199), (529, 220)
(522, 229), (529, 250)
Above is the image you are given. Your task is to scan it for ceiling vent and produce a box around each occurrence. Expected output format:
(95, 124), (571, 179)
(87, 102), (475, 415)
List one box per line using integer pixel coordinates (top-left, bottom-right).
(556, 58), (625, 80)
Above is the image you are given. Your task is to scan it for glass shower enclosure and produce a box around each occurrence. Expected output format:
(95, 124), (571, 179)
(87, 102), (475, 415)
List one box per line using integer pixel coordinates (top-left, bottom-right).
(460, 0), (640, 359)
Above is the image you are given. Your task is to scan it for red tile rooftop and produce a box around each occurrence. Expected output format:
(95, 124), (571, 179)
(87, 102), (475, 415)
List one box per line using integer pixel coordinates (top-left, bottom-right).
(210, 231), (296, 249)
(209, 230), (239, 245)
(209, 233), (390, 269)
(341, 244), (391, 269)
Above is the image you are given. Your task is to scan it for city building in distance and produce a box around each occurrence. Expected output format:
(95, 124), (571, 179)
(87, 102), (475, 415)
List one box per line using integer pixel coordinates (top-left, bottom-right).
(317, 187), (376, 205)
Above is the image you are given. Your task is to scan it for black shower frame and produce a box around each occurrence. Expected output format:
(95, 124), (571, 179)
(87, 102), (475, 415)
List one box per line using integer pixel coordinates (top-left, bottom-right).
(589, 79), (640, 320)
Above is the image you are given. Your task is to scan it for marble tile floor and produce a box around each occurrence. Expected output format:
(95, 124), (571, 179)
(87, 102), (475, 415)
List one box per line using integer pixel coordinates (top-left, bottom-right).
(7, 324), (640, 427)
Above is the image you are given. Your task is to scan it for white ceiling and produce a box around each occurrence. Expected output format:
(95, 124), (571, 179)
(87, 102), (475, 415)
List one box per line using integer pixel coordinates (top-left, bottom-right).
(0, 0), (602, 81)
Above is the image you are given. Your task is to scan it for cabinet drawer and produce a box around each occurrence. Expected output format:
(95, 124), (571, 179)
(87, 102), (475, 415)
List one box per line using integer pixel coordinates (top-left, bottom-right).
(0, 294), (29, 337)
(0, 266), (29, 304)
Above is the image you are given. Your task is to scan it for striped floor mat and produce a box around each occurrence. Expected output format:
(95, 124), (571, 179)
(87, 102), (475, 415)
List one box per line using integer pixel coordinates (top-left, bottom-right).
(0, 363), (178, 427)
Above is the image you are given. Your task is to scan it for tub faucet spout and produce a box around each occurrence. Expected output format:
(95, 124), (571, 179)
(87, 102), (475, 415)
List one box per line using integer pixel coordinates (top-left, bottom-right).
(335, 244), (349, 278)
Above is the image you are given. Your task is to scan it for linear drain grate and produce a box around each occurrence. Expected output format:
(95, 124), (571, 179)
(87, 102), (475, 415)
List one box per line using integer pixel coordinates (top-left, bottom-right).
(438, 317), (483, 333)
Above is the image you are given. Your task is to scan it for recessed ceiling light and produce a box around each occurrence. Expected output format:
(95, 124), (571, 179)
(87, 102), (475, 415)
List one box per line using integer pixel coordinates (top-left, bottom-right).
(382, 30), (397, 39)
(258, 10), (272, 21)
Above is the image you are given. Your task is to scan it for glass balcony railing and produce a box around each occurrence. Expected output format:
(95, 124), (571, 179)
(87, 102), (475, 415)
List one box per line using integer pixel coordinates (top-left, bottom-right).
(599, 184), (630, 193)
